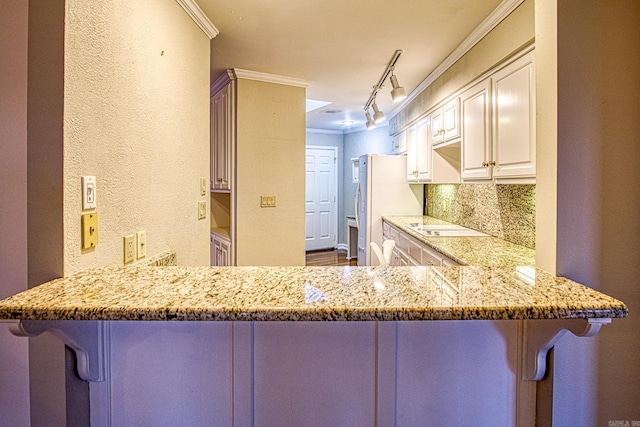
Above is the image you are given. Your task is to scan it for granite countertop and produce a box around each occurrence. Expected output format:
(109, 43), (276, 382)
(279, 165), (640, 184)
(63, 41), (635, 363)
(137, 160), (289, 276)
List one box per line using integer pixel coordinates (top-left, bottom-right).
(0, 265), (627, 322)
(383, 216), (536, 267)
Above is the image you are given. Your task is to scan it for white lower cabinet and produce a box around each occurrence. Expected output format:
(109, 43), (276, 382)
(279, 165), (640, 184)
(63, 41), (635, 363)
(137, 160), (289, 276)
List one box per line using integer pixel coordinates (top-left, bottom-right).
(384, 222), (459, 266)
(211, 232), (231, 266)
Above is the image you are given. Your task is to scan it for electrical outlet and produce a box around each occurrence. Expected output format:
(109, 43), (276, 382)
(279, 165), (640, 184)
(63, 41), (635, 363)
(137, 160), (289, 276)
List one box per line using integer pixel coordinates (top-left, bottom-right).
(136, 231), (146, 259)
(124, 234), (135, 264)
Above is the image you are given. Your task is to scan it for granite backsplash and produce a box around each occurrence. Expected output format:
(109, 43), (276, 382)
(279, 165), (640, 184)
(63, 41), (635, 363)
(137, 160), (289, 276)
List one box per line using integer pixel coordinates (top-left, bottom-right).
(426, 184), (535, 249)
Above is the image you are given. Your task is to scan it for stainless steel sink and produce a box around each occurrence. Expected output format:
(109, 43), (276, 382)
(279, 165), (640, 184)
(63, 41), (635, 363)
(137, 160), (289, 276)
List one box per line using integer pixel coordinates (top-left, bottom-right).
(407, 223), (489, 237)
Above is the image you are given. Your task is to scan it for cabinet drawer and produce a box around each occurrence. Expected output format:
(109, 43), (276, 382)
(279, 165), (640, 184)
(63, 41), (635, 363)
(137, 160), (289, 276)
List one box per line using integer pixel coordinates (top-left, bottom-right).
(407, 238), (423, 264)
(398, 232), (409, 253)
(422, 245), (443, 266)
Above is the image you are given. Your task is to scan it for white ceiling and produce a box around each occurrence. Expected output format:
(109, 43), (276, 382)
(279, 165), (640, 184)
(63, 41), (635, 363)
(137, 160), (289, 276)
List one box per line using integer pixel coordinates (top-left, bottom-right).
(198, 0), (503, 132)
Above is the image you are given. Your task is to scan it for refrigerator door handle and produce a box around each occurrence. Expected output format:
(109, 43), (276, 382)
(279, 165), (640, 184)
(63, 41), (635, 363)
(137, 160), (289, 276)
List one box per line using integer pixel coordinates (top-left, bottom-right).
(354, 184), (360, 230)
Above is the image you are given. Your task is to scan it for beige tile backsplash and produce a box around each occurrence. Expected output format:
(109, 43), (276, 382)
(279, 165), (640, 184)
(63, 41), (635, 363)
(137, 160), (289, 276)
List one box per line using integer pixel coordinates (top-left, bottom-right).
(426, 184), (535, 249)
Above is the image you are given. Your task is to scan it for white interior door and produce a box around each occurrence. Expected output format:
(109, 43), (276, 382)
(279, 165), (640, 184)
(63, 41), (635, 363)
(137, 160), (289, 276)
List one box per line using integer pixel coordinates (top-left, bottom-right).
(305, 146), (337, 251)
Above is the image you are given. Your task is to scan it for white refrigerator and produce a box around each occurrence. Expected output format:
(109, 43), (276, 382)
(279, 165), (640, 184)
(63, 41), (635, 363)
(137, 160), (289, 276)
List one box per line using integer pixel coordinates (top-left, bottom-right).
(355, 154), (423, 266)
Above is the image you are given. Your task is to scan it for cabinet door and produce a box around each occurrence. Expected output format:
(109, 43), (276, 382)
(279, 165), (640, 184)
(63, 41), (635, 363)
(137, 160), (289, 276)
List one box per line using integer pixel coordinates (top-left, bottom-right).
(415, 118), (432, 182)
(461, 79), (492, 180)
(442, 97), (460, 142)
(392, 132), (407, 155)
(430, 108), (444, 145)
(405, 126), (418, 182)
(492, 52), (536, 178)
(214, 234), (218, 265)
(219, 239), (230, 266)
(212, 84), (231, 191)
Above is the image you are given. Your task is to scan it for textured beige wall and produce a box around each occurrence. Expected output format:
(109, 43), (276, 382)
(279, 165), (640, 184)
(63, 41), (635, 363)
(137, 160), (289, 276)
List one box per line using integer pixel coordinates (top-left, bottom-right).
(552, 1), (640, 424)
(389, 0), (534, 134)
(63, 0), (210, 272)
(235, 79), (306, 266)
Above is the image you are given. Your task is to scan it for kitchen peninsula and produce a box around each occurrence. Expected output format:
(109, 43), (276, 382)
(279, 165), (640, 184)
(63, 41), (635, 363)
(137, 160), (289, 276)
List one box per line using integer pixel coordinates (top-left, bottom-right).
(0, 261), (628, 425)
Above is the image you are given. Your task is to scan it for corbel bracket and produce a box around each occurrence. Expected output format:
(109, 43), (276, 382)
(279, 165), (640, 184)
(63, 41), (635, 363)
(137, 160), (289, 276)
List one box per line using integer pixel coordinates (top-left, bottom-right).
(4, 319), (107, 382)
(523, 318), (611, 381)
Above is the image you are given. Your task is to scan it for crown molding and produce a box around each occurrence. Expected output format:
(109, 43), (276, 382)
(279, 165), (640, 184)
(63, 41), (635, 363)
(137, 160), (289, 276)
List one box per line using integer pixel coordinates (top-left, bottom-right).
(233, 69), (309, 88)
(176, 0), (219, 39)
(388, 0), (525, 120)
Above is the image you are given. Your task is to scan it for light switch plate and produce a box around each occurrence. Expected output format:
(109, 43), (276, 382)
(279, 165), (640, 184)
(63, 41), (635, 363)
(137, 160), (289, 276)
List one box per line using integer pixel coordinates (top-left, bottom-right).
(198, 200), (207, 219)
(81, 212), (98, 250)
(200, 177), (207, 196)
(81, 176), (97, 210)
(136, 231), (146, 259)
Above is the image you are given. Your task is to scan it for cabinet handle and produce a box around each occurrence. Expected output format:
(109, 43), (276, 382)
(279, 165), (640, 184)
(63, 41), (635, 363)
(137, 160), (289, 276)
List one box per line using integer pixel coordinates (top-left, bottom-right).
(216, 178), (222, 182)
(482, 162), (488, 167)
(488, 161), (496, 166)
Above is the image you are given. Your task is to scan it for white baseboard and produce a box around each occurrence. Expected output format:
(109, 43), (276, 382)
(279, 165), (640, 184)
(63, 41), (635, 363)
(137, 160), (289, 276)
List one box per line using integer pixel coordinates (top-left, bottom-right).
(336, 243), (348, 251)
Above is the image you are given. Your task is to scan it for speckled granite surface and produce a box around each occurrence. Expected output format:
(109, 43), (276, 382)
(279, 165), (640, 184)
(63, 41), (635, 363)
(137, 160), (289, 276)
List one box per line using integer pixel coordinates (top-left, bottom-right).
(426, 184), (535, 249)
(0, 265), (627, 321)
(383, 216), (535, 267)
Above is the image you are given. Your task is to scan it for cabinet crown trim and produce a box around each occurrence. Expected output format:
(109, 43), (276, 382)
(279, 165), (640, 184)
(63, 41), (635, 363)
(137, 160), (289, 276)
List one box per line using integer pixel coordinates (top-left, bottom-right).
(232, 69), (310, 88)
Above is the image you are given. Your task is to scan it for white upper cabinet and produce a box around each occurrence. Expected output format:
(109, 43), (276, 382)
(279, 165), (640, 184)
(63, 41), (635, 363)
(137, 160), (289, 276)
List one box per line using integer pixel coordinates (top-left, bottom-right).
(211, 81), (233, 191)
(391, 131), (407, 154)
(406, 118), (432, 183)
(430, 97), (460, 146)
(491, 51), (536, 179)
(460, 50), (536, 182)
(461, 78), (492, 180)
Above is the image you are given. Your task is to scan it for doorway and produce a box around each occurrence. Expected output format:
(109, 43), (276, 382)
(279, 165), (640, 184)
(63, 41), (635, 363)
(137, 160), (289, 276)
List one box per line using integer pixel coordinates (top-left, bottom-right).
(305, 146), (338, 251)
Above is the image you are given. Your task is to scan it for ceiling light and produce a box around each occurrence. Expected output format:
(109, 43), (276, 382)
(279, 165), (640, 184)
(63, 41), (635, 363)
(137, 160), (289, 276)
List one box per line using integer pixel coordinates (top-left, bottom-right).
(365, 111), (376, 130)
(390, 71), (407, 103)
(363, 50), (405, 127)
(372, 101), (385, 123)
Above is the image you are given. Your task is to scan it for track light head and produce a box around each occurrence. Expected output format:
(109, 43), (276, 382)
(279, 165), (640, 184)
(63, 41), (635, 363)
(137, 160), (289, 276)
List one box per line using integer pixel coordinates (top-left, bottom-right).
(365, 111), (376, 130)
(372, 101), (385, 123)
(390, 74), (407, 103)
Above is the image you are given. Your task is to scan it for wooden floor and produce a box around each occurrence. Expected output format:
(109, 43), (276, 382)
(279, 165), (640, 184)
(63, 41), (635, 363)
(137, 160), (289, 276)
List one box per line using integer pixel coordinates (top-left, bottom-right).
(305, 249), (357, 266)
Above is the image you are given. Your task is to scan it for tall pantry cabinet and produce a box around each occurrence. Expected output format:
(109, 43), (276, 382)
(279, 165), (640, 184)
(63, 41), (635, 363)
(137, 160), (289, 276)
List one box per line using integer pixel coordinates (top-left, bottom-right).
(209, 69), (308, 267)
(210, 70), (235, 266)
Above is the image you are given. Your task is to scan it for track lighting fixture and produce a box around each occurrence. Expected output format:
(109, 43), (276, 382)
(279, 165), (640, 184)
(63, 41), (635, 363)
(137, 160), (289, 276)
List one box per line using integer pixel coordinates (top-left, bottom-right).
(390, 69), (406, 103)
(372, 101), (385, 123)
(365, 111), (376, 130)
(363, 49), (405, 130)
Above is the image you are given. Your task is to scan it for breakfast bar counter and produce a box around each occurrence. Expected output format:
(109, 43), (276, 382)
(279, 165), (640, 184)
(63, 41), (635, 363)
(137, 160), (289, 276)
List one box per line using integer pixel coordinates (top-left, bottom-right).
(0, 264), (628, 425)
(0, 265), (627, 322)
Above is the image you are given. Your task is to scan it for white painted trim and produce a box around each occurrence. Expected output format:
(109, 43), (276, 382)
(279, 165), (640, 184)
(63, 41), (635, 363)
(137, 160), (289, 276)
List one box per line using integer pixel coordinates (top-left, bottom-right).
(388, 0), (525, 121)
(175, 0), (219, 39)
(90, 322), (112, 427)
(336, 243), (348, 252)
(306, 128), (344, 135)
(233, 69), (310, 88)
